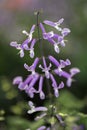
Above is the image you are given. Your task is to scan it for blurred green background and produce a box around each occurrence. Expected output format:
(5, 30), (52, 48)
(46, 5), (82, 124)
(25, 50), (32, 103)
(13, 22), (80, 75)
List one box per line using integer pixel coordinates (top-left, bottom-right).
(0, 0), (87, 130)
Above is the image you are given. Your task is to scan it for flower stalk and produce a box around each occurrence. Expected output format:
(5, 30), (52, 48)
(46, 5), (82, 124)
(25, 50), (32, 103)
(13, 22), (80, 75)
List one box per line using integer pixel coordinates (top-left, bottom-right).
(10, 12), (80, 130)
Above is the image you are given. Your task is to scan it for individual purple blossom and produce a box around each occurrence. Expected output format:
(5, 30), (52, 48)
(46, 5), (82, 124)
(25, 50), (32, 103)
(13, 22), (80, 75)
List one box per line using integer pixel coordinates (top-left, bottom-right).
(54, 68), (80, 87)
(48, 55), (60, 67)
(10, 39), (29, 57)
(52, 35), (68, 53)
(27, 101), (48, 114)
(13, 76), (23, 85)
(39, 23), (54, 40)
(22, 24), (36, 42)
(49, 55), (71, 76)
(24, 57), (39, 75)
(38, 76), (45, 100)
(29, 39), (36, 58)
(25, 74), (39, 98)
(43, 18), (64, 31)
(18, 74), (32, 90)
(50, 74), (64, 97)
(61, 28), (71, 37)
(39, 57), (52, 79)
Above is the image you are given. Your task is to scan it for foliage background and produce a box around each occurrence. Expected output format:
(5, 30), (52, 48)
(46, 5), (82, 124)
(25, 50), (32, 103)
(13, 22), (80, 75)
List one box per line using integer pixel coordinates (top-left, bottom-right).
(0, 0), (87, 129)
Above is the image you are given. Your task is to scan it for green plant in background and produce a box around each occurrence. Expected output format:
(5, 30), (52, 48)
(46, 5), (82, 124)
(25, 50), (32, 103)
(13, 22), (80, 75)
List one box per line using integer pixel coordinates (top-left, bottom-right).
(8, 11), (87, 130)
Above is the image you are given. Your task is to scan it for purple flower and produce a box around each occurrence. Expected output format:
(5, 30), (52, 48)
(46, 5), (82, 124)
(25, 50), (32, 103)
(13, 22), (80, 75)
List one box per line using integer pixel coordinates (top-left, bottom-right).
(39, 57), (52, 79)
(40, 23), (54, 40)
(18, 74), (32, 90)
(10, 39), (29, 57)
(29, 39), (36, 58)
(13, 76), (23, 85)
(54, 68), (80, 87)
(48, 55), (60, 67)
(49, 55), (71, 76)
(61, 28), (71, 37)
(25, 74), (39, 98)
(53, 35), (69, 53)
(24, 57), (39, 75)
(27, 101), (48, 114)
(44, 18), (64, 31)
(38, 76), (45, 100)
(50, 74), (64, 97)
(22, 24), (36, 42)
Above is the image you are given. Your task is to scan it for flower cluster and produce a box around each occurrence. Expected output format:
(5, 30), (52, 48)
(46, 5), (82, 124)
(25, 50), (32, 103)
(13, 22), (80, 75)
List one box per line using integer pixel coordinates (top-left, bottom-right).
(10, 14), (80, 130)
(11, 18), (80, 99)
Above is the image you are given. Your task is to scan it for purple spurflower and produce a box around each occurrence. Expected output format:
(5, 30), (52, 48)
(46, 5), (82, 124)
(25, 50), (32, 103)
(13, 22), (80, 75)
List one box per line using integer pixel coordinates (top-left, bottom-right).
(61, 28), (71, 37)
(54, 68), (80, 87)
(24, 57), (39, 75)
(22, 24), (36, 42)
(49, 55), (71, 76)
(10, 39), (29, 57)
(38, 76), (45, 100)
(10, 25), (36, 58)
(50, 74), (64, 97)
(40, 23), (54, 40)
(28, 101), (48, 114)
(25, 74), (39, 98)
(39, 57), (52, 79)
(29, 39), (37, 58)
(13, 76), (23, 85)
(44, 18), (64, 31)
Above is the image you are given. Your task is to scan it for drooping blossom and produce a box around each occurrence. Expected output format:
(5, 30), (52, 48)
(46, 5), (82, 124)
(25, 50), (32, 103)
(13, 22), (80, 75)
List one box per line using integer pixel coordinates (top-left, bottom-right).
(22, 24), (36, 42)
(39, 57), (52, 79)
(10, 39), (29, 57)
(43, 18), (64, 31)
(10, 24), (36, 58)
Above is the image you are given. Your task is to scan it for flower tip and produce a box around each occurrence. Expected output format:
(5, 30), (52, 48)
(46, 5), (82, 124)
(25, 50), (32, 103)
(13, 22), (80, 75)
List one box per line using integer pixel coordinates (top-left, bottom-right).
(13, 76), (22, 85)
(66, 59), (71, 65)
(54, 44), (60, 53)
(29, 50), (34, 58)
(70, 68), (80, 76)
(10, 41), (17, 47)
(40, 92), (45, 100)
(22, 30), (26, 34)
(28, 101), (34, 107)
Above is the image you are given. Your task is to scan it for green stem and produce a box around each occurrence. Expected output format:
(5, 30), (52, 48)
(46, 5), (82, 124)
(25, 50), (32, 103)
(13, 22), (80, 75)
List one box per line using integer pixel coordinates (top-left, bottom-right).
(36, 11), (44, 56)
